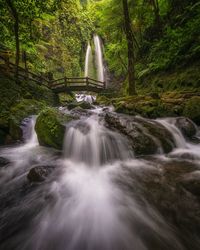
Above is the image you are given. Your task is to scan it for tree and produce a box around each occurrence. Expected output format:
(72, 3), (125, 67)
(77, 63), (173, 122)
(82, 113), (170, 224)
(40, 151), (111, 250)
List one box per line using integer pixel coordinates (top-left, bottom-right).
(122, 0), (136, 95)
(5, 0), (19, 81)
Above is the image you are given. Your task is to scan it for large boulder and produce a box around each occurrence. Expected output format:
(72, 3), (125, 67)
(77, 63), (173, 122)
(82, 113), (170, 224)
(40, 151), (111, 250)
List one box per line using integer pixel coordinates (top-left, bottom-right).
(105, 113), (175, 155)
(35, 108), (75, 150)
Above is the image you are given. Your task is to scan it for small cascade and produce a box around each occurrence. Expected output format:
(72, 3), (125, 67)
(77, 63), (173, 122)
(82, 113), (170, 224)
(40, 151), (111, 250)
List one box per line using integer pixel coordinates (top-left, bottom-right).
(157, 118), (187, 148)
(94, 34), (104, 82)
(25, 116), (39, 146)
(64, 116), (133, 166)
(75, 93), (96, 104)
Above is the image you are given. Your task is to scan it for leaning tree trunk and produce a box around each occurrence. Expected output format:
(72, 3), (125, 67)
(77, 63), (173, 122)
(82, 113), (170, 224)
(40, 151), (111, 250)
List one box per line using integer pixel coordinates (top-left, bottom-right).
(6, 0), (20, 82)
(122, 0), (136, 95)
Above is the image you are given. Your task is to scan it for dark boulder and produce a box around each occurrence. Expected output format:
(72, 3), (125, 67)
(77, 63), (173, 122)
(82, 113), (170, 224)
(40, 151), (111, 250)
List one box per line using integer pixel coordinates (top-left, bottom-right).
(0, 157), (10, 167)
(27, 165), (54, 182)
(105, 113), (175, 155)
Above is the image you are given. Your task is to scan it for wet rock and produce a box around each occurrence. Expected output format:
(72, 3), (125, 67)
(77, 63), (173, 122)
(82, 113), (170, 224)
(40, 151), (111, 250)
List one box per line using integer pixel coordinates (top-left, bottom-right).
(175, 117), (197, 138)
(0, 157), (10, 167)
(70, 107), (92, 117)
(35, 108), (75, 150)
(74, 121), (91, 135)
(105, 113), (175, 155)
(27, 166), (54, 182)
(179, 171), (200, 196)
(67, 101), (92, 110)
(124, 158), (200, 246)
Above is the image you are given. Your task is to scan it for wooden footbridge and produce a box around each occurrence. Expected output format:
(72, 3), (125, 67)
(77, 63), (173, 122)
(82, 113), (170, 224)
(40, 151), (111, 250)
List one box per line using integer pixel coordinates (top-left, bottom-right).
(0, 53), (105, 93)
(50, 77), (105, 93)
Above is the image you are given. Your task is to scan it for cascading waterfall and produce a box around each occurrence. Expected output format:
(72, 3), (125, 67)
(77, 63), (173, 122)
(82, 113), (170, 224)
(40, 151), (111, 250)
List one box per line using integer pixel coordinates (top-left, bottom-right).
(1, 110), (200, 250)
(84, 43), (92, 78)
(94, 34), (104, 82)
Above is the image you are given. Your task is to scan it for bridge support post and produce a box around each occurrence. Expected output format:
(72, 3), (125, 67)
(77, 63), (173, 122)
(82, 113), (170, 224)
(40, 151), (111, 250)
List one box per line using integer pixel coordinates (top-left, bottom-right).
(64, 76), (67, 86)
(86, 77), (89, 90)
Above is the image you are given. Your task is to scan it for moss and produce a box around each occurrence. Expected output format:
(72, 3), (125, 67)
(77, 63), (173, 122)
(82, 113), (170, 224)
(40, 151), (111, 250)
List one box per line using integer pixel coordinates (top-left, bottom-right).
(35, 108), (74, 150)
(114, 95), (174, 118)
(59, 92), (75, 105)
(183, 97), (200, 125)
(96, 95), (111, 106)
(138, 62), (200, 94)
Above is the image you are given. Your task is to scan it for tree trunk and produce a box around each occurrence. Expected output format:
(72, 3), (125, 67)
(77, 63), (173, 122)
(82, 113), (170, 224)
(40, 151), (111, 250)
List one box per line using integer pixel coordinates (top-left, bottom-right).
(151, 0), (161, 30)
(122, 0), (136, 95)
(6, 0), (20, 82)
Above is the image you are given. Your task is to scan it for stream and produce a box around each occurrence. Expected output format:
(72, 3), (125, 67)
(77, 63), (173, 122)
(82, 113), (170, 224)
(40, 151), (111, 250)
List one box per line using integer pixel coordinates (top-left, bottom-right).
(0, 106), (200, 250)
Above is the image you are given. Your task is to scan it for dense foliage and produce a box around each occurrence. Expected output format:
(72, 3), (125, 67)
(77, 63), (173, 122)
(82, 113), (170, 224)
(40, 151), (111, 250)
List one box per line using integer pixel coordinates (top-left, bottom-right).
(88, 0), (200, 93)
(0, 0), (94, 77)
(0, 0), (199, 90)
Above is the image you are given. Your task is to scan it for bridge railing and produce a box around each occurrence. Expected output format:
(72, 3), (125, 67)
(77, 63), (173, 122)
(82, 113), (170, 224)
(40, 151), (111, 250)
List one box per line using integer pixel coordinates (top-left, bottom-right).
(0, 54), (50, 88)
(0, 52), (105, 92)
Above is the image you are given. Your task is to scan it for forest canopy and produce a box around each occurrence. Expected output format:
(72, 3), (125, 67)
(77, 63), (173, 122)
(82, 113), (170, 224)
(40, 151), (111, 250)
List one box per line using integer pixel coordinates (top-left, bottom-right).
(0, 0), (200, 93)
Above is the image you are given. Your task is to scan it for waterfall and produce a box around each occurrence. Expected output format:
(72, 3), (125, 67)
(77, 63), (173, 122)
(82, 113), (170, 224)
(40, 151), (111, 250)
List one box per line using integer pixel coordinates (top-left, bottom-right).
(64, 116), (133, 166)
(94, 35), (104, 82)
(84, 35), (104, 83)
(84, 43), (92, 77)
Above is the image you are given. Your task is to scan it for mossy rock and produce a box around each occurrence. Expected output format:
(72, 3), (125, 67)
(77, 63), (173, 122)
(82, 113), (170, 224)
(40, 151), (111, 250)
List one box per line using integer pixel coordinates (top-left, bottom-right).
(59, 93), (75, 105)
(114, 96), (174, 118)
(96, 95), (111, 106)
(67, 101), (92, 110)
(183, 97), (200, 125)
(35, 108), (74, 150)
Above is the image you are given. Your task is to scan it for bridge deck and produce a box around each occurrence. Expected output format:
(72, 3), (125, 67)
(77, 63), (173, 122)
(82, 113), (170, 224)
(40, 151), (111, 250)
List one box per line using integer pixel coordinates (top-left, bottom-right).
(50, 77), (105, 93)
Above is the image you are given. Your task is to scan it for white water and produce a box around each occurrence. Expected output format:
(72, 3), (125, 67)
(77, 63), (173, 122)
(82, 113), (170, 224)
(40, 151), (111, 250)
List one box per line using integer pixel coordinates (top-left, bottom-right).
(157, 118), (187, 148)
(94, 35), (104, 82)
(75, 93), (96, 104)
(1, 114), (200, 249)
(64, 116), (133, 166)
(84, 43), (92, 78)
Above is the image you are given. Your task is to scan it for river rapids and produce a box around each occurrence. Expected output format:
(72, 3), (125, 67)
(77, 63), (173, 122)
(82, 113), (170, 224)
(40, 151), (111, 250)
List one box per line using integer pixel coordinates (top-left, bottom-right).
(0, 107), (200, 250)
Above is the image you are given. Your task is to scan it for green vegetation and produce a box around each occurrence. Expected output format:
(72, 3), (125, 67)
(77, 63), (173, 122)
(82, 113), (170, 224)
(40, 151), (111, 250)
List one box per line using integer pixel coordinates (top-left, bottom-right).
(0, 0), (200, 145)
(0, 0), (94, 78)
(0, 74), (57, 143)
(183, 97), (200, 124)
(89, 0), (200, 94)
